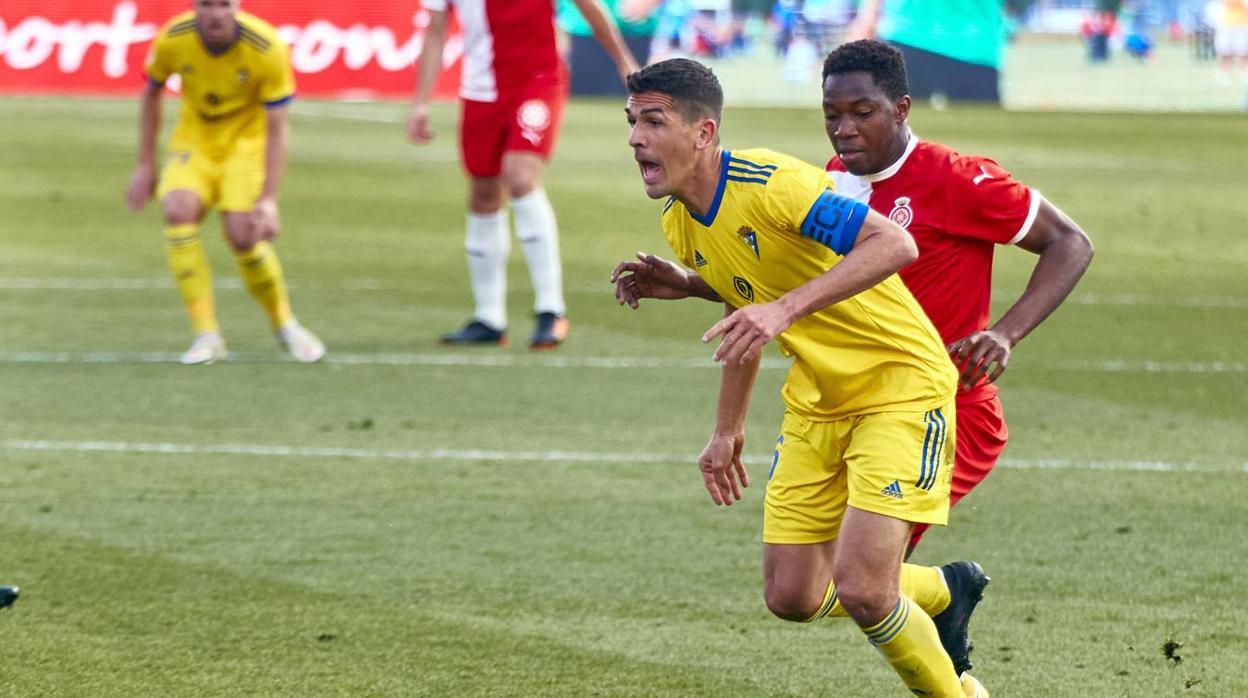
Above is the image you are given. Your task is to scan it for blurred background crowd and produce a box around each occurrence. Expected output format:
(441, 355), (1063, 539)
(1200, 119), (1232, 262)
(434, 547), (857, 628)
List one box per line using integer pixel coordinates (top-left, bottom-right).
(556, 0), (1248, 108)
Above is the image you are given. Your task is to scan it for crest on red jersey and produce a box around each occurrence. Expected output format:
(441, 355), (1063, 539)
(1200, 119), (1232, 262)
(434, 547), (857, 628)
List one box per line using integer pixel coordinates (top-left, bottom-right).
(517, 99), (552, 146)
(888, 196), (913, 229)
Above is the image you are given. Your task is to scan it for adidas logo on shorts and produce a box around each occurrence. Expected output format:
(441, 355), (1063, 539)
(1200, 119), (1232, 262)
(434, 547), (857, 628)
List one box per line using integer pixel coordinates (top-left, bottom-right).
(881, 480), (903, 499)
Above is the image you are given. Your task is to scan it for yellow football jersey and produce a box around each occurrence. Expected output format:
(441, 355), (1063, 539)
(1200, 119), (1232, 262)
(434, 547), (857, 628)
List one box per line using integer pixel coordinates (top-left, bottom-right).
(661, 148), (957, 421)
(146, 11), (294, 159)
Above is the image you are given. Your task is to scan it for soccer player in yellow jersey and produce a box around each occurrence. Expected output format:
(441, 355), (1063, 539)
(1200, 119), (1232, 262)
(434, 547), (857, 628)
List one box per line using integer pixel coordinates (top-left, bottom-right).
(124, 0), (324, 364)
(616, 59), (988, 697)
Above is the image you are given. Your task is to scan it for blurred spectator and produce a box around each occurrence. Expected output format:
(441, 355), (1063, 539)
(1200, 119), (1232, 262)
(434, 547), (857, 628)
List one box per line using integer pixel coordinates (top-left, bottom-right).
(1214, 0), (1248, 82)
(651, 0), (692, 59)
(776, 0), (855, 81)
(1083, 1), (1121, 63)
(1194, 0), (1219, 60)
(729, 0), (777, 54)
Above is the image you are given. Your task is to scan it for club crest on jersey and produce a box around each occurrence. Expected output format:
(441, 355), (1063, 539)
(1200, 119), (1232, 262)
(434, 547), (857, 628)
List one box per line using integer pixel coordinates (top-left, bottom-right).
(517, 99), (552, 146)
(737, 226), (760, 259)
(694, 250), (708, 268)
(237, 68), (249, 84)
(888, 197), (914, 229)
(733, 276), (755, 302)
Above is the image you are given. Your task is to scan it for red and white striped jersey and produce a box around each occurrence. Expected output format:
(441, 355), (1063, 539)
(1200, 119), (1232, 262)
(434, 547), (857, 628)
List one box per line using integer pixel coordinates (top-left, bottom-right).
(422, 0), (563, 102)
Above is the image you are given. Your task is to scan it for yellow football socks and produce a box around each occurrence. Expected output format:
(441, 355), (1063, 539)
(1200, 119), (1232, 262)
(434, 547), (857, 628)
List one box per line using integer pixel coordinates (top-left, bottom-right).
(863, 595), (963, 697)
(233, 241), (292, 330)
(807, 564), (951, 621)
(164, 223), (219, 334)
(902, 563), (952, 617)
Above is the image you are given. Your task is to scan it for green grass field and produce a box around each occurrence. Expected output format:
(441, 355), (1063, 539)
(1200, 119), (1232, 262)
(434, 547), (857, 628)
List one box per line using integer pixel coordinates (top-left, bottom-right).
(0, 96), (1245, 697)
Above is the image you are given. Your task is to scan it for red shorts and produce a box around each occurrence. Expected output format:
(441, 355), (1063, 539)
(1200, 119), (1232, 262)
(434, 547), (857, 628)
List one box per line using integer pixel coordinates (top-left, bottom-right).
(459, 70), (568, 178)
(909, 391), (1008, 548)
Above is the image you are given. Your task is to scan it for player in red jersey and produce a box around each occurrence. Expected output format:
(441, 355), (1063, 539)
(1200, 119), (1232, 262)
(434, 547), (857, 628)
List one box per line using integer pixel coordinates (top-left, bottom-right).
(409, 0), (639, 349)
(611, 40), (1093, 554)
(821, 41), (1094, 555)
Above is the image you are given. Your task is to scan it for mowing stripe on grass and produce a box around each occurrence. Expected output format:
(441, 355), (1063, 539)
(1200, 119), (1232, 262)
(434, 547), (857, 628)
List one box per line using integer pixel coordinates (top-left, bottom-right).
(2, 278), (1246, 309)
(0, 351), (1243, 374)
(4, 439), (1245, 473)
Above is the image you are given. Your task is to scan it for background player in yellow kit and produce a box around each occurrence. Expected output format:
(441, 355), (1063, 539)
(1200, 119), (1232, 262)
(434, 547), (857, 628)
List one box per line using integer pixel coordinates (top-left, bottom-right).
(124, 0), (324, 364)
(617, 59), (987, 697)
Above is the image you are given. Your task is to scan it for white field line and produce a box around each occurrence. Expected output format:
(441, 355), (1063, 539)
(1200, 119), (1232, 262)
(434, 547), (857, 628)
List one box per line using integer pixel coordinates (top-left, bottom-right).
(2, 278), (1245, 310)
(0, 278), (386, 291)
(0, 351), (1242, 374)
(4, 439), (1244, 474)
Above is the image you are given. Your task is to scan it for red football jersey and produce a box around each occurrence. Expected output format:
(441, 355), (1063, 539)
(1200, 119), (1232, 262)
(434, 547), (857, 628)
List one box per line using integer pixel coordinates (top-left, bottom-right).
(423, 0), (563, 102)
(827, 138), (1039, 398)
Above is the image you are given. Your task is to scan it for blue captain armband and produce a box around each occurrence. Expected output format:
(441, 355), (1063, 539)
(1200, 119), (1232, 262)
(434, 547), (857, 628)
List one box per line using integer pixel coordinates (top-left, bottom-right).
(799, 190), (870, 256)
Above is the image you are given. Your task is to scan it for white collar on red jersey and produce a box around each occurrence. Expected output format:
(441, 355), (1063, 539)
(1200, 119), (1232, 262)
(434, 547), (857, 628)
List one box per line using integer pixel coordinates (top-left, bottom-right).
(859, 132), (920, 183)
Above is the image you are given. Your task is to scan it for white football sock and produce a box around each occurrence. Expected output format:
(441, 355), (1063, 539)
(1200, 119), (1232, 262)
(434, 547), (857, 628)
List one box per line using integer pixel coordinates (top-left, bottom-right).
(465, 210), (509, 330)
(511, 188), (565, 316)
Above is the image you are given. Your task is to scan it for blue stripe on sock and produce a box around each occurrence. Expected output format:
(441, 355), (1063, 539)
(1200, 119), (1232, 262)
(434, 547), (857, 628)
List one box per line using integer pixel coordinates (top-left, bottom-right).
(866, 599), (905, 642)
(872, 600), (911, 645)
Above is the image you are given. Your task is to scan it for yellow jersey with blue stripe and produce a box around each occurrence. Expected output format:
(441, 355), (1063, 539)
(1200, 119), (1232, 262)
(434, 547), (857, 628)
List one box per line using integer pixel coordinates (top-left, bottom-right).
(661, 148), (957, 421)
(145, 11), (294, 159)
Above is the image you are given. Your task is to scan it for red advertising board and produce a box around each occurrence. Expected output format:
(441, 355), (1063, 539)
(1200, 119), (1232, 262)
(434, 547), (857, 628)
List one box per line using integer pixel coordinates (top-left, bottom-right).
(0, 0), (460, 98)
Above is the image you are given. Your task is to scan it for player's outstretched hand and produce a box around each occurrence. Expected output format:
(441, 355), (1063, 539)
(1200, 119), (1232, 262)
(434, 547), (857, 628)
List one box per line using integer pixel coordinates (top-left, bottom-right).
(702, 301), (793, 364)
(125, 164), (156, 212)
(610, 252), (691, 308)
(948, 329), (1012, 390)
(251, 196), (281, 241)
(407, 104), (434, 144)
(697, 431), (749, 506)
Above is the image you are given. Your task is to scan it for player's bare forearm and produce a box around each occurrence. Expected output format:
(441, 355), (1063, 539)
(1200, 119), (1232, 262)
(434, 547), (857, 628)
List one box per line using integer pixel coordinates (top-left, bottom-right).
(610, 253), (721, 307)
(702, 215), (914, 365)
(413, 10), (446, 108)
(696, 305), (758, 506)
(137, 84), (163, 167)
(776, 211), (917, 322)
(991, 198), (1094, 346)
(845, 0), (881, 39)
(572, 0), (641, 78)
(126, 85), (163, 211)
(408, 10), (445, 143)
(687, 271), (722, 302)
(261, 106), (290, 201)
(713, 305), (760, 435)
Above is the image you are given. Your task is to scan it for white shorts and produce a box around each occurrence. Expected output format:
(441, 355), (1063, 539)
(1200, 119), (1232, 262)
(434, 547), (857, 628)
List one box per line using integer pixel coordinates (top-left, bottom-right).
(1215, 26), (1248, 57)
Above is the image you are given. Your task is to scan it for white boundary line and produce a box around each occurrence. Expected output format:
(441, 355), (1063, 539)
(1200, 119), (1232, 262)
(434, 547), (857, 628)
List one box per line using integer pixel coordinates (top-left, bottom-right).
(0, 351), (1242, 374)
(4, 439), (1244, 474)
(2, 278), (1245, 309)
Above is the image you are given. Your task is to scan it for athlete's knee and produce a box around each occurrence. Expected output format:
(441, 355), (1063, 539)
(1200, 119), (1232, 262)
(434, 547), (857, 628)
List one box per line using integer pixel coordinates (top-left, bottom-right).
(763, 582), (821, 622)
(501, 154), (543, 199)
(468, 177), (504, 213)
(504, 173), (538, 199)
(162, 192), (203, 225)
(834, 576), (897, 624)
(221, 214), (256, 252)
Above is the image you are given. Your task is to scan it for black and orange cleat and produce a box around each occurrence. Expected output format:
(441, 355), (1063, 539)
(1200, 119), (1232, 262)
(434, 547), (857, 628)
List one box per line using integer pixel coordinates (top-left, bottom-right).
(0, 585), (18, 609)
(529, 312), (569, 350)
(933, 561), (990, 675)
(440, 320), (509, 346)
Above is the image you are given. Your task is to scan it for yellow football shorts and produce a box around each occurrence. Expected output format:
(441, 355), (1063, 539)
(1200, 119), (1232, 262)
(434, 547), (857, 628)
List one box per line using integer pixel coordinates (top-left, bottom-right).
(157, 140), (263, 213)
(763, 401), (956, 544)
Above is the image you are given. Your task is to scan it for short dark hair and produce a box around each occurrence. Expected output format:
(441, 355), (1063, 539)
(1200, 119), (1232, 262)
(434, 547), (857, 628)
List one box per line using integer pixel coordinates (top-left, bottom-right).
(822, 40), (909, 101)
(626, 58), (723, 123)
